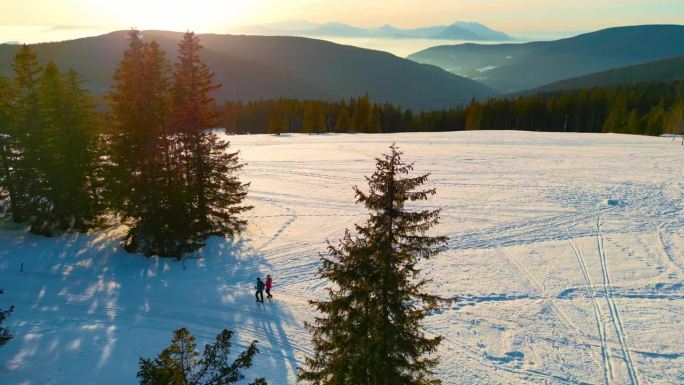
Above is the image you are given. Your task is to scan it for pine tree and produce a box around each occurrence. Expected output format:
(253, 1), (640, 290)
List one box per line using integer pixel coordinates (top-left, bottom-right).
(0, 289), (13, 347)
(107, 30), (180, 256)
(33, 62), (102, 233)
(645, 103), (666, 136)
(367, 104), (381, 133)
(313, 104), (327, 134)
(10, 45), (43, 223)
(267, 109), (286, 135)
(464, 99), (483, 131)
(29, 61), (67, 234)
(301, 102), (315, 134)
(602, 94), (627, 133)
(624, 109), (642, 135)
(299, 145), (446, 385)
(351, 93), (371, 132)
(59, 69), (104, 230)
(171, 31), (252, 251)
(333, 104), (350, 133)
(0, 76), (15, 209)
(666, 101), (684, 144)
(137, 327), (267, 385)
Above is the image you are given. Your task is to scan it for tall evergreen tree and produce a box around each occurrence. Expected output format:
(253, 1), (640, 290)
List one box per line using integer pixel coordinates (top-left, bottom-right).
(10, 45), (43, 223)
(60, 69), (104, 229)
(645, 103), (666, 136)
(267, 109), (286, 135)
(602, 94), (628, 133)
(107, 30), (181, 255)
(464, 99), (483, 131)
(171, 31), (252, 251)
(312, 104), (327, 134)
(29, 61), (67, 234)
(351, 93), (371, 132)
(666, 100), (684, 144)
(300, 145), (447, 385)
(334, 104), (351, 133)
(301, 102), (316, 134)
(367, 104), (381, 133)
(0, 76), (15, 209)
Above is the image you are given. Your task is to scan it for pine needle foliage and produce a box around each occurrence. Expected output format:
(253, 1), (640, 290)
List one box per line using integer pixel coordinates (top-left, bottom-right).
(299, 144), (447, 385)
(138, 327), (267, 385)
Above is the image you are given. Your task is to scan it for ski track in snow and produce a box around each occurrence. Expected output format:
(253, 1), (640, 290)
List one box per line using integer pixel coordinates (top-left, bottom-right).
(596, 217), (639, 385)
(1, 131), (683, 385)
(565, 226), (612, 385)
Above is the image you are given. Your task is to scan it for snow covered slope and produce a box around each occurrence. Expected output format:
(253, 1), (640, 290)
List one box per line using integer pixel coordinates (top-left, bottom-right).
(1, 131), (683, 384)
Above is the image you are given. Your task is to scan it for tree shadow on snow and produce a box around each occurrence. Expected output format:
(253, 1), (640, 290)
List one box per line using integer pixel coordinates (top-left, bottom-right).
(0, 227), (300, 385)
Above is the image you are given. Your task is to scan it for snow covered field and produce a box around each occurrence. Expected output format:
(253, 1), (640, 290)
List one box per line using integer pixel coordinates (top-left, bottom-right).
(1, 131), (683, 385)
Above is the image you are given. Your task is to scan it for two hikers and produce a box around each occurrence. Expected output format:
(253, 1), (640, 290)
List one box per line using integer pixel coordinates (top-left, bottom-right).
(255, 275), (274, 302)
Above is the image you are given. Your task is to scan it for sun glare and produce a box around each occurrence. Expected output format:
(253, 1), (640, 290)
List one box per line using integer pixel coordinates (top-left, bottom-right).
(89, 0), (259, 32)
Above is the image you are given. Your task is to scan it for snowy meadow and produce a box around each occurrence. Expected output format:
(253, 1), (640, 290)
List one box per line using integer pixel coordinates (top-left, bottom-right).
(1, 131), (683, 384)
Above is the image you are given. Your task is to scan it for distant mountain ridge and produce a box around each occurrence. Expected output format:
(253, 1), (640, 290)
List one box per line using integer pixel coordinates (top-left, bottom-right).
(0, 30), (494, 110)
(232, 20), (514, 41)
(408, 24), (684, 93)
(523, 55), (684, 94)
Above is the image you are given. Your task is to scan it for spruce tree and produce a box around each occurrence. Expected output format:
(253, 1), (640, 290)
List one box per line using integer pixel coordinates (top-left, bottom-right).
(30, 61), (66, 234)
(137, 327), (267, 385)
(464, 99), (483, 131)
(333, 104), (351, 133)
(171, 32), (251, 250)
(313, 104), (327, 134)
(0, 289), (13, 347)
(59, 69), (104, 230)
(107, 30), (180, 255)
(267, 109), (286, 135)
(10, 45), (43, 223)
(351, 93), (371, 132)
(602, 95), (628, 133)
(0, 76), (15, 209)
(666, 101), (684, 144)
(645, 103), (666, 136)
(367, 104), (381, 133)
(301, 102), (315, 134)
(299, 145), (447, 385)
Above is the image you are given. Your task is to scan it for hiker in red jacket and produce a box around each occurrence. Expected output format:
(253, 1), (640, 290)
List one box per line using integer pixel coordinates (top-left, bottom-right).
(265, 274), (273, 299)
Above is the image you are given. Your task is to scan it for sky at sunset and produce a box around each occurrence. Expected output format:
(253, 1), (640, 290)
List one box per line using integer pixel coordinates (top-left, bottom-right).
(2, 0), (684, 43)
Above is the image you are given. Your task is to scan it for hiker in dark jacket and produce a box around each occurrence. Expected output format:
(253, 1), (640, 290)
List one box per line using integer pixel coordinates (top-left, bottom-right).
(255, 277), (265, 303)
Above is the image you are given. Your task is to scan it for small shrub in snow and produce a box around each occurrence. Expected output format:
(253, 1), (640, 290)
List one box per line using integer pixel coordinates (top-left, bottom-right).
(0, 289), (13, 347)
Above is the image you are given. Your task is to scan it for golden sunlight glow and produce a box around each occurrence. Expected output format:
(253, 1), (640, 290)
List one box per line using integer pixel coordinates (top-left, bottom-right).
(1, 0), (683, 44)
(88, 0), (266, 31)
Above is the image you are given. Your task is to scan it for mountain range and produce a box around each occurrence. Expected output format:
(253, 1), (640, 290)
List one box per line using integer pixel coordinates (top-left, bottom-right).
(0, 30), (494, 110)
(408, 24), (684, 93)
(232, 20), (514, 41)
(523, 54), (684, 94)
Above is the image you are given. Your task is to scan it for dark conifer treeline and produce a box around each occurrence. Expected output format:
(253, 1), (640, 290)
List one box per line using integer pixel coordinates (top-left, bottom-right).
(222, 80), (684, 136)
(0, 31), (251, 257)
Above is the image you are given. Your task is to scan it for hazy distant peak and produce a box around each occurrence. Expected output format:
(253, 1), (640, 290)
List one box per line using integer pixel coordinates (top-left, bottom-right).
(231, 20), (513, 41)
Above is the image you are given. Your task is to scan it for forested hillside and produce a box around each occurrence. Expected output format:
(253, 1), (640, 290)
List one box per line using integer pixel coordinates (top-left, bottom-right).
(0, 30), (493, 110)
(408, 25), (684, 93)
(524, 55), (684, 94)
